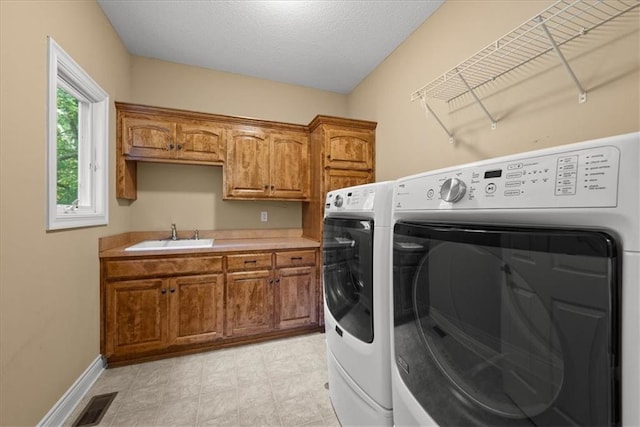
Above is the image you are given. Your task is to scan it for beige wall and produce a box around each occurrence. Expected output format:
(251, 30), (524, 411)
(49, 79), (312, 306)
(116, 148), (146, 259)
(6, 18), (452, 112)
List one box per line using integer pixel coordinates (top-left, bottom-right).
(0, 1), (131, 425)
(349, 0), (640, 180)
(128, 57), (348, 232)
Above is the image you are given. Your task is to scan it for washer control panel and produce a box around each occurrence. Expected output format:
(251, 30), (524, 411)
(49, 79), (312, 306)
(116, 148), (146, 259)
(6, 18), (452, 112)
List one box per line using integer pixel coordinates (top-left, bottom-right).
(326, 186), (378, 212)
(395, 145), (620, 210)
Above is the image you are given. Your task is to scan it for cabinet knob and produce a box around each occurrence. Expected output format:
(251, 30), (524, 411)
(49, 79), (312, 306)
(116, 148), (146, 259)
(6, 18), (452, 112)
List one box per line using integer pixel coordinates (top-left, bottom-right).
(275, 278), (280, 285)
(161, 288), (167, 294)
(170, 288), (176, 293)
(269, 279), (274, 285)
(168, 143), (175, 151)
(264, 185), (269, 190)
(270, 185), (274, 190)
(176, 144), (183, 150)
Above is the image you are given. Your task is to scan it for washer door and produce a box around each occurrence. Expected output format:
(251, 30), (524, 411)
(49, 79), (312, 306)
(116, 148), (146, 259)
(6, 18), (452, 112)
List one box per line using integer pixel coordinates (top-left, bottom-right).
(393, 222), (620, 427)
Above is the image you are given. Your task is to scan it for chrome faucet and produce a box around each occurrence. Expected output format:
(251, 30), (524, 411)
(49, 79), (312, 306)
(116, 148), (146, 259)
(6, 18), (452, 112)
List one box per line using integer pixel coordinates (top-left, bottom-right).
(170, 223), (178, 240)
(193, 229), (199, 240)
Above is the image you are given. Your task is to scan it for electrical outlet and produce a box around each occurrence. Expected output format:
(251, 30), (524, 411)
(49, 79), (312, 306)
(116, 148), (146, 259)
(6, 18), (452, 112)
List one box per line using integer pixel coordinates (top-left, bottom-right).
(260, 211), (268, 222)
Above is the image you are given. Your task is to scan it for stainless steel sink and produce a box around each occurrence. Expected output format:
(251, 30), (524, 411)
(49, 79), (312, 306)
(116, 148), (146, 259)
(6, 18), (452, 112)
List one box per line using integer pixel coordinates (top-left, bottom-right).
(125, 238), (214, 251)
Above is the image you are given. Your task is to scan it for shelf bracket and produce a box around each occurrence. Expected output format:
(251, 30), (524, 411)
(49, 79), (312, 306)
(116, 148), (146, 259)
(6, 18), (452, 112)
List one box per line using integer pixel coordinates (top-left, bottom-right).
(457, 69), (498, 130)
(539, 17), (587, 103)
(420, 96), (454, 144)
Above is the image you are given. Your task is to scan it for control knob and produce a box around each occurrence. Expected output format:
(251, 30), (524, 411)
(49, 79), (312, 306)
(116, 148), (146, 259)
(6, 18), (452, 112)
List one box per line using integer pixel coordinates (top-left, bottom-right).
(440, 177), (467, 203)
(334, 194), (344, 208)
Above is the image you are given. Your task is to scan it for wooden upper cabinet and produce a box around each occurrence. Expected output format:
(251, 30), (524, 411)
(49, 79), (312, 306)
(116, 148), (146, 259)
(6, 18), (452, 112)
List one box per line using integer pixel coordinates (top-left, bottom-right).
(114, 104), (372, 207)
(326, 169), (374, 193)
(225, 128), (270, 198)
(121, 114), (225, 164)
(176, 122), (226, 162)
(270, 131), (309, 199)
(225, 127), (309, 200)
(325, 128), (374, 171)
(121, 116), (176, 159)
(302, 116), (377, 242)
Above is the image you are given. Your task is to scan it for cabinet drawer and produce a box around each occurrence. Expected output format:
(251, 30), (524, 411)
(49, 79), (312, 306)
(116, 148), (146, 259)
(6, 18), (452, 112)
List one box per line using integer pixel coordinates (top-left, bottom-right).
(106, 256), (223, 279)
(227, 253), (273, 271)
(275, 250), (316, 268)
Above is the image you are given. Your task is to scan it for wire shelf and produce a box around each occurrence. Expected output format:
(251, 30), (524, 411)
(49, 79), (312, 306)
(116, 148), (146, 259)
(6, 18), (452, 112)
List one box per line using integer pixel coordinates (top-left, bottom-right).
(411, 0), (639, 103)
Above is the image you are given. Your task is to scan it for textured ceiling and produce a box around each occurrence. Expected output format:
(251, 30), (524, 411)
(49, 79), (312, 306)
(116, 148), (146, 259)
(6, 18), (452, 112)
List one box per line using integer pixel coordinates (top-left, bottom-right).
(97, 0), (444, 94)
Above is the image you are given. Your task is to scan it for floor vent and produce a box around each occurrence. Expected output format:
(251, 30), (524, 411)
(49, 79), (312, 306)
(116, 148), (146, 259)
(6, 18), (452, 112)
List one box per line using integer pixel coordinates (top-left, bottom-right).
(72, 392), (117, 427)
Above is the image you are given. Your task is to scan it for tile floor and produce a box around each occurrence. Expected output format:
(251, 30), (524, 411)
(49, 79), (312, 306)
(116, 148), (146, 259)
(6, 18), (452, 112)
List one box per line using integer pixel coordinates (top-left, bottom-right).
(64, 332), (340, 427)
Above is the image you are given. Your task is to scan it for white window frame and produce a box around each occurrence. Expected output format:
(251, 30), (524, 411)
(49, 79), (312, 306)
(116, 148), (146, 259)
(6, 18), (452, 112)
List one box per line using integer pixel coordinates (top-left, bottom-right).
(47, 37), (109, 230)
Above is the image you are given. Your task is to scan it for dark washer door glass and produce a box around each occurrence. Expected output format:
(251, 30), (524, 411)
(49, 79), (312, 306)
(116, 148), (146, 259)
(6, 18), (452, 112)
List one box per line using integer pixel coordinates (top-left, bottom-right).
(393, 222), (620, 427)
(323, 217), (374, 343)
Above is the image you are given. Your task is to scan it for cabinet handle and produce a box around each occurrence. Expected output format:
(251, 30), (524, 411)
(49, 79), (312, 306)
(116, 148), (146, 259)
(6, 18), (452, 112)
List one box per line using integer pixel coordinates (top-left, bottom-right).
(168, 143), (175, 151)
(244, 260), (257, 264)
(269, 279), (274, 285)
(270, 185), (274, 190)
(176, 143), (183, 150)
(275, 278), (280, 285)
(264, 185), (269, 190)
(170, 288), (176, 293)
(291, 256), (303, 261)
(161, 288), (167, 294)
(327, 155), (331, 159)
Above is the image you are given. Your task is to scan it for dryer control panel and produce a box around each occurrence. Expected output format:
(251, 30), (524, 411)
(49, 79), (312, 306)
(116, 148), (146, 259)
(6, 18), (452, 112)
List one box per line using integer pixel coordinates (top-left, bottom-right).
(326, 186), (378, 212)
(395, 145), (621, 210)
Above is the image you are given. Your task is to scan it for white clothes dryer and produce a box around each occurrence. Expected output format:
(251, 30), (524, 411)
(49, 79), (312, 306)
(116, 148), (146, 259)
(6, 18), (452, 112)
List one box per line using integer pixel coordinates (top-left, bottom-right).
(323, 181), (394, 426)
(390, 132), (639, 426)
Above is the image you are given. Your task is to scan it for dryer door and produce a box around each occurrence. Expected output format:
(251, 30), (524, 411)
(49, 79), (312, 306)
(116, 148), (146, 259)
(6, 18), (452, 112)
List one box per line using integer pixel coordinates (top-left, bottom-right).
(323, 217), (374, 343)
(392, 222), (620, 427)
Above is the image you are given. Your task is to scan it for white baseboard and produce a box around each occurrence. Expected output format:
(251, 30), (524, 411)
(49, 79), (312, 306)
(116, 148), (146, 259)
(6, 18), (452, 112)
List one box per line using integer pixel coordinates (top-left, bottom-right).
(37, 355), (106, 427)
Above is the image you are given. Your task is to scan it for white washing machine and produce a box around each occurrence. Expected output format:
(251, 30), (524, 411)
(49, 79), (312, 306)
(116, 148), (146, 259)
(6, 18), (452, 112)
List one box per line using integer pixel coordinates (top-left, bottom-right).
(390, 132), (639, 426)
(323, 181), (394, 426)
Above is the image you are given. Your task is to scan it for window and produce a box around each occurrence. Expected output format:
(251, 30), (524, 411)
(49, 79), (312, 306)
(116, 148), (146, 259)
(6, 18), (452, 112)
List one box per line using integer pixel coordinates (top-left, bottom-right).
(47, 37), (108, 230)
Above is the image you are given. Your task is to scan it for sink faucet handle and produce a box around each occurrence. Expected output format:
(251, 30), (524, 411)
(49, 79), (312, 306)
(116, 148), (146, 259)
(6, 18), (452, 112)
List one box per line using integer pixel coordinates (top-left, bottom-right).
(170, 223), (178, 240)
(193, 229), (199, 240)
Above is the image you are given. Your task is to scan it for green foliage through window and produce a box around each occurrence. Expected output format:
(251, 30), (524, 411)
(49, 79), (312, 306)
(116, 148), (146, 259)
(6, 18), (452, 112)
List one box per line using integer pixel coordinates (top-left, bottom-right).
(56, 87), (79, 205)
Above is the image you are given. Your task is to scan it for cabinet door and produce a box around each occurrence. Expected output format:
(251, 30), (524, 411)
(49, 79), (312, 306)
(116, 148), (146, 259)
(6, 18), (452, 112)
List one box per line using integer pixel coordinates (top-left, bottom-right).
(269, 132), (309, 200)
(105, 279), (168, 357)
(275, 266), (317, 329)
(121, 116), (177, 159)
(226, 270), (274, 337)
(325, 128), (374, 170)
(225, 129), (270, 198)
(168, 274), (224, 346)
(325, 168), (374, 193)
(176, 122), (226, 163)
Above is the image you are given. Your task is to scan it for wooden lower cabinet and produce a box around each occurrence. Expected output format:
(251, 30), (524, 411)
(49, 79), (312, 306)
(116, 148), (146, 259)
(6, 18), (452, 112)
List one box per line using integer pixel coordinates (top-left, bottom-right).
(226, 269), (274, 337)
(105, 274), (224, 358)
(105, 278), (167, 356)
(101, 248), (320, 364)
(274, 250), (317, 329)
(169, 274), (224, 345)
(225, 250), (318, 337)
(276, 265), (317, 329)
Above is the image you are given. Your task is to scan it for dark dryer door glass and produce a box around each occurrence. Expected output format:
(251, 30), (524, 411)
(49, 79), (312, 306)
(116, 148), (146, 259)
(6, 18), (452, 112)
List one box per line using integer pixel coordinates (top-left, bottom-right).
(393, 222), (620, 427)
(323, 217), (374, 343)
